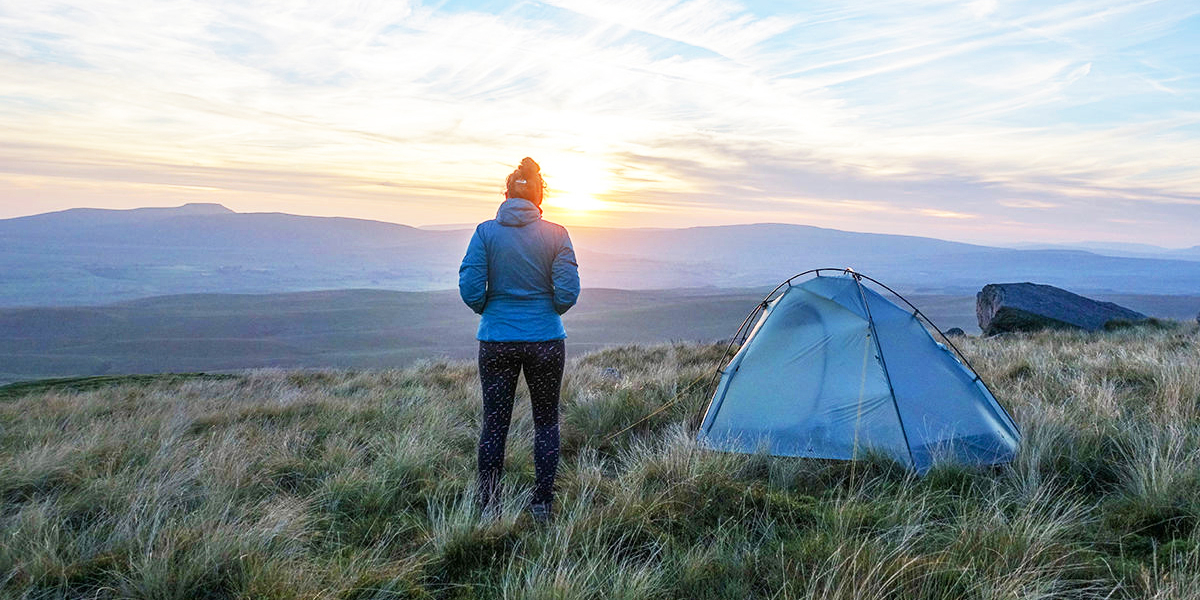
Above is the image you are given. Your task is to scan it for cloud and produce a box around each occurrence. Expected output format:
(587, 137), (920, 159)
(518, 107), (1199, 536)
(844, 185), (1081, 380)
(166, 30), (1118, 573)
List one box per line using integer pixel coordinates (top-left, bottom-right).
(968, 0), (999, 19)
(0, 0), (1197, 245)
(998, 199), (1059, 209)
(918, 208), (977, 220)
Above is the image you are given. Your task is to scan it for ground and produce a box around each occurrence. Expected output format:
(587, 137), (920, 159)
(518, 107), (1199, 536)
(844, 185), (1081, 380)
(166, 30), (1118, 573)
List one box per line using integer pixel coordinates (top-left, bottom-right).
(1, 324), (1198, 599)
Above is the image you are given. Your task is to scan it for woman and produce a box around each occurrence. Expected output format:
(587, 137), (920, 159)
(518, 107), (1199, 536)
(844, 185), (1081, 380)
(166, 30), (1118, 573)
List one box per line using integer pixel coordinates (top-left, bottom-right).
(458, 157), (580, 523)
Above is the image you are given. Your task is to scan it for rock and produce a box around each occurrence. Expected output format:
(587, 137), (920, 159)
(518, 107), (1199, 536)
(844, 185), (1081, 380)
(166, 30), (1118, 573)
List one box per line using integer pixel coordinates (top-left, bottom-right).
(943, 327), (966, 337)
(976, 282), (1147, 336)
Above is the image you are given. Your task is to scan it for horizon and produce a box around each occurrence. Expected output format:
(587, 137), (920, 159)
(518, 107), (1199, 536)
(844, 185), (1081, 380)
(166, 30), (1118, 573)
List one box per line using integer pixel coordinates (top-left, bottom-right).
(2, 1), (1199, 246)
(6, 200), (1199, 251)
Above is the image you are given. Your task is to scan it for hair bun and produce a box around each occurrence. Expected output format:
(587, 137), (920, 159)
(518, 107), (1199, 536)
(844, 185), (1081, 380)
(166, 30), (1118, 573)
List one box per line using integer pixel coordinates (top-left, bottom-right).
(505, 157), (544, 204)
(519, 157), (540, 176)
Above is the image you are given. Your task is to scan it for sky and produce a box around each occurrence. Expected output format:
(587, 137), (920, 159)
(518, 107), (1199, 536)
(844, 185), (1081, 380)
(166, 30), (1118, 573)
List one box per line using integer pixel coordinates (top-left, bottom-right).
(1, 0), (1198, 246)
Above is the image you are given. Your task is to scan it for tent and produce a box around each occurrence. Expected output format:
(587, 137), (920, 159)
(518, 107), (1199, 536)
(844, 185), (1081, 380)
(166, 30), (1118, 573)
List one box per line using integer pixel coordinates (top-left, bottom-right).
(697, 269), (1020, 472)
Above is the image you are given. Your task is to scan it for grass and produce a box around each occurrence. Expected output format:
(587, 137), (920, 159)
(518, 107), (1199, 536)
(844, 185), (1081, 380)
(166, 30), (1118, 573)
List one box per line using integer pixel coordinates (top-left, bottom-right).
(1, 324), (1199, 598)
(0, 373), (237, 402)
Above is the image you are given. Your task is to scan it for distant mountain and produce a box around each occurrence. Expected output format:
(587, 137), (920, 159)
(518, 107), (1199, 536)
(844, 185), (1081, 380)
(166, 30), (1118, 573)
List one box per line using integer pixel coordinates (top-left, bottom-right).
(0, 203), (468, 306)
(418, 223), (480, 231)
(569, 225), (1200, 294)
(1004, 240), (1200, 261)
(5, 202), (234, 227)
(2, 203), (1200, 306)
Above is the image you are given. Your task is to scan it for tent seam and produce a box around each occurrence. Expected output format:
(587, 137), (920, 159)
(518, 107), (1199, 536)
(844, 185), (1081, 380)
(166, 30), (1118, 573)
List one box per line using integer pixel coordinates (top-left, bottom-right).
(853, 273), (918, 469)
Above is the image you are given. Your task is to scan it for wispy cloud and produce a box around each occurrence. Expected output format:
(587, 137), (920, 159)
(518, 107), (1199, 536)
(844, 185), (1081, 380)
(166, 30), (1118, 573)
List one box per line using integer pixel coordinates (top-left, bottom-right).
(0, 0), (1197, 245)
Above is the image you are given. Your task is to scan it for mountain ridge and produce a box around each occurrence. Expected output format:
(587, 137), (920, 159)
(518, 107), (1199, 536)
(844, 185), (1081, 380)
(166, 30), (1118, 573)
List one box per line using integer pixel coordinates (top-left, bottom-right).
(3, 203), (1199, 306)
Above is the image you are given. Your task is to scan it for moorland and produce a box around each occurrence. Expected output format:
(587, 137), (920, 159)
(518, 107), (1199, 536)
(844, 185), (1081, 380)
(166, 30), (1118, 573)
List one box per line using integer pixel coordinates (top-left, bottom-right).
(2, 324), (1199, 598)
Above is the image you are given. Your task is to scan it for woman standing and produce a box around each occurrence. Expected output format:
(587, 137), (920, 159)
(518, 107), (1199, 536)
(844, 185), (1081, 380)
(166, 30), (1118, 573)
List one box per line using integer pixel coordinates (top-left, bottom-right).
(458, 157), (580, 523)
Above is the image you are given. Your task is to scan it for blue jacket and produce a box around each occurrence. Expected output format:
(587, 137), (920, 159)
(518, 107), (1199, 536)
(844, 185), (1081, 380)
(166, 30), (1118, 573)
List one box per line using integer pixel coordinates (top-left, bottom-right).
(458, 198), (580, 342)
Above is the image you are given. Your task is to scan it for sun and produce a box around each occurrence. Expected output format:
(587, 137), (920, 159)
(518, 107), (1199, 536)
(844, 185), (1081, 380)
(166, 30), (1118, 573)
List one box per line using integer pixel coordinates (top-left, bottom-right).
(542, 156), (611, 213)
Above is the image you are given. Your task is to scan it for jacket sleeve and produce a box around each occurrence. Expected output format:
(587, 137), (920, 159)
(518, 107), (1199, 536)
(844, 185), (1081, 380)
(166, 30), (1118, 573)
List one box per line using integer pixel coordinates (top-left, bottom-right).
(552, 230), (580, 315)
(458, 226), (488, 314)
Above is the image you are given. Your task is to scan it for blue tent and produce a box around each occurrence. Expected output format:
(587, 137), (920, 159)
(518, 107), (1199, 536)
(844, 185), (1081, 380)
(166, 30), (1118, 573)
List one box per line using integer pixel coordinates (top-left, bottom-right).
(697, 270), (1020, 472)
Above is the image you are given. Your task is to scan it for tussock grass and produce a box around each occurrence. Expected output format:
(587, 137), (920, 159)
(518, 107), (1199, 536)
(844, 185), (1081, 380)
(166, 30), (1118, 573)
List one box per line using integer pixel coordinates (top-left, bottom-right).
(1, 324), (1199, 598)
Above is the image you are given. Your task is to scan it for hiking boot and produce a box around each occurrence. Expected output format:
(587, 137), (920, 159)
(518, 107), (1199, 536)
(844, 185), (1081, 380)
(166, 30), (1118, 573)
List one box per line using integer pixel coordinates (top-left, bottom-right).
(528, 502), (552, 525)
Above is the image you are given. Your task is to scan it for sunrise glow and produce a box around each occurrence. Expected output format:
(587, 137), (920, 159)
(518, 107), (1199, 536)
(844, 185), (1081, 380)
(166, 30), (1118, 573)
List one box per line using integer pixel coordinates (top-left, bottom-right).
(0, 1), (1197, 245)
(542, 156), (613, 214)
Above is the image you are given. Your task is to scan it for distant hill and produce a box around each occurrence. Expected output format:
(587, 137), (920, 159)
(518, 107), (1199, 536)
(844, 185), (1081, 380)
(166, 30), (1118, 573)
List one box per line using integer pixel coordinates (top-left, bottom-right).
(1004, 240), (1200, 260)
(0, 287), (760, 383)
(0, 203), (466, 306)
(2, 203), (1200, 306)
(566, 224), (1200, 294)
(2, 286), (1197, 384)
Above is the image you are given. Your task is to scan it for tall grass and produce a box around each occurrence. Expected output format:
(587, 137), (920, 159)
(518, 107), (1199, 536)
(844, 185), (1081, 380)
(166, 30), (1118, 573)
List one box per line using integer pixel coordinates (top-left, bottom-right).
(1, 324), (1198, 598)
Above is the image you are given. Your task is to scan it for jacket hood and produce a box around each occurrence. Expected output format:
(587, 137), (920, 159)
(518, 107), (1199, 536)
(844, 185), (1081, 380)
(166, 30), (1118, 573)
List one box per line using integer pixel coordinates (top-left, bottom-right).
(496, 197), (542, 227)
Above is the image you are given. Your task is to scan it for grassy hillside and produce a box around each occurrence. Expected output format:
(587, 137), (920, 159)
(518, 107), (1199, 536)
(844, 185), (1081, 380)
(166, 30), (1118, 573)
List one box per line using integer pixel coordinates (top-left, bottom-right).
(2, 325), (1199, 598)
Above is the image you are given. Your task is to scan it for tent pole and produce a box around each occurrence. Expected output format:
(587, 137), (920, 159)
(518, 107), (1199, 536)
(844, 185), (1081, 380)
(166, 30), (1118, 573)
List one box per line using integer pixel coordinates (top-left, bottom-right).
(696, 268), (833, 433)
(852, 272), (1020, 437)
(852, 273), (918, 470)
(698, 304), (758, 433)
(697, 267), (1018, 467)
(700, 267), (871, 433)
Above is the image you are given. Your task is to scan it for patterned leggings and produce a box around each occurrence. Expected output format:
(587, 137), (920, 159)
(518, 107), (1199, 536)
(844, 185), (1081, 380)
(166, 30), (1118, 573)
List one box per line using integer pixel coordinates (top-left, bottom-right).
(477, 339), (565, 509)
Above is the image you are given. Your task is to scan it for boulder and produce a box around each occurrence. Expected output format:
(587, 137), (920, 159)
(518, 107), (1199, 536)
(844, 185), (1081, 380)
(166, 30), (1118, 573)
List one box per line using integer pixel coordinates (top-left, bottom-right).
(943, 327), (966, 337)
(976, 282), (1147, 336)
